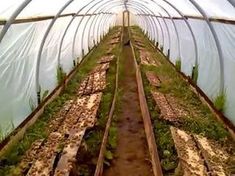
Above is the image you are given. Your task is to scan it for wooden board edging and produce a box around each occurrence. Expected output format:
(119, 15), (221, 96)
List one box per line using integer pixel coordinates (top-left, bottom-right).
(130, 29), (163, 176)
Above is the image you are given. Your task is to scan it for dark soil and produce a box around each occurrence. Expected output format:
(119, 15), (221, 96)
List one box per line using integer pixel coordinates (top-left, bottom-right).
(104, 28), (153, 176)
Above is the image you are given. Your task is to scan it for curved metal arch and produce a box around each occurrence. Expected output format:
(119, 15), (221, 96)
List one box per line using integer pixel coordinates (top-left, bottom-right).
(125, 3), (157, 41)
(97, 14), (114, 41)
(132, 6), (168, 50)
(132, 9), (155, 40)
(128, 1), (166, 49)
(88, 13), (111, 47)
(126, 1), (162, 45)
(160, 0), (198, 67)
(92, 4), (124, 45)
(94, 14), (109, 44)
(136, 16), (149, 36)
(86, 4), (123, 48)
(72, 0), (118, 60)
(35, 0), (74, 104)
(136, 14), (164, 48)
(57, 0), (107, 67)
(88, 15), (101, 47)
(133, 1), (171, 54)
(129, 2), (160, 43)
(119, 0), (157, 41)
(188, 0), (225, 93)
(151, 1), (181, 59)
(90, 14), (105, 45)
(0, 0), (32, 43)
(80, 1), (123, 53)
(97, 11), (121, 42)
(85, 14), (102, 47)
(72, 0), (123, 57)
(132, 11), (153, 39)
(92, 13), (110, 45)
(90, 4), (124, 44)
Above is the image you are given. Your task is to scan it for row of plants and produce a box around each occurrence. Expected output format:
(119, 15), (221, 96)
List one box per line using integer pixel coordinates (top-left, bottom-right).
(75, 35), (121, 175)
(130, 26), (233, 175)
(0, 26), (121, 176)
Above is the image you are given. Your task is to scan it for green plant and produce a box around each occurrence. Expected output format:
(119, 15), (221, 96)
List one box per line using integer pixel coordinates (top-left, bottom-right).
(108, 126), (117, 149)
(175, 59), (181, 71)
(41, 90), (49, 100)
(56, 66), (66, 85)
(214, 92), (226, 112)
(0, 126), (4, 141)
(192, 64), (199, 84)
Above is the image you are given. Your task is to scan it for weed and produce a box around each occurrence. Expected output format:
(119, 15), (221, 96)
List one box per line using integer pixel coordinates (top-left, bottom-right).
(192, 64), (198, 83)
(214, 92), (226, 112)
(56, 66), (66, 85)
(175, 59), (181, 71)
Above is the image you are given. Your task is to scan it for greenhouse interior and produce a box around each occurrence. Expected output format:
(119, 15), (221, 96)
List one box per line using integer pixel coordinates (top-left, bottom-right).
(0, 0), (235, 175)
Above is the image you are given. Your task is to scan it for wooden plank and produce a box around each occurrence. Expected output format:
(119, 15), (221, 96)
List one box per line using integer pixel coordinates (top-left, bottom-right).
(97, 55), (115, 64)
(151, 91), (178, 122)
(194, 134), (229, 176)
(131, 39), (163, 176)
(55, 93), (102, 175)
(26, 132), (63, 176)
(145, 71), (161, 88)
(94, 44), (120, 176)
(170, 127), (207, 176)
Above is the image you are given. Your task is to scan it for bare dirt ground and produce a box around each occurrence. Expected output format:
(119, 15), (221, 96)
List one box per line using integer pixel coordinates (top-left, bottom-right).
(104, 29), (153, 176)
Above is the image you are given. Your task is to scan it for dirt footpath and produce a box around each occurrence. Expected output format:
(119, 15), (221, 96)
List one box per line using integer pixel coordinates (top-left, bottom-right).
(104, 28), (153, 176)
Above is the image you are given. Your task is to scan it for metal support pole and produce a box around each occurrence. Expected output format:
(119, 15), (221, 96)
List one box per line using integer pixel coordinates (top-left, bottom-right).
(188, 0), (225, 93)
(0, 0), (32, 44)
(57, 0), (104, 67)
(35, 0), (74, 104)
(161, 0), (198, 66)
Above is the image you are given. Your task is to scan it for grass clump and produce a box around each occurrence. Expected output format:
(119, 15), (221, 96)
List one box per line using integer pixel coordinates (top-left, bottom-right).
(175, 59), (181, 71)
(56, 66), (66, 85)
(214, 92), (226, 112)
(192, 64), (199, 84)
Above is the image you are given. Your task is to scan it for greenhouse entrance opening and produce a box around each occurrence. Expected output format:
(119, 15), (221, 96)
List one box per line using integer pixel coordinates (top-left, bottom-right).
(123, 10), (130, 27)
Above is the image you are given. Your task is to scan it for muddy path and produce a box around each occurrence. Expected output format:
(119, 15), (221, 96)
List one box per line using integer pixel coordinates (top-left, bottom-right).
(104, 28), (153, 176)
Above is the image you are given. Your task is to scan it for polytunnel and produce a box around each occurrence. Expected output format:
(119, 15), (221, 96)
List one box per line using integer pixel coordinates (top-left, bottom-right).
(0, 0), (235, 175)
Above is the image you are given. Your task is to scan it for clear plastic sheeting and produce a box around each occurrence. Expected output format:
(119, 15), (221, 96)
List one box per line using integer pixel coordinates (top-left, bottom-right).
(0, 0), (235, 137)
(131, 0), (235, 125)
(194, 0), (235, 19)
(0, 21), (50, 134)
(214, 22), (235, 124)
(175, 20), (195, 76)
(187, 19), (221, 100)
(0, 0), (24, 20)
